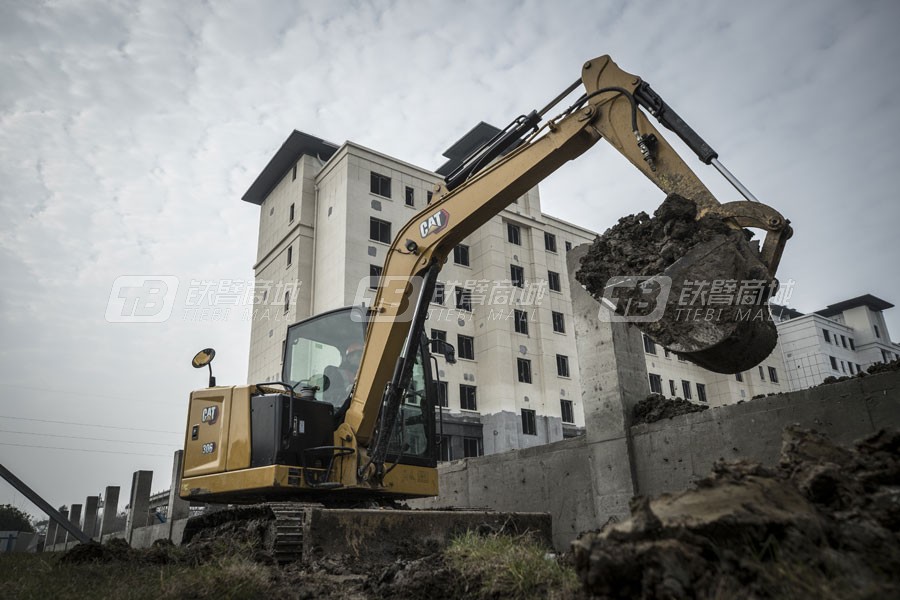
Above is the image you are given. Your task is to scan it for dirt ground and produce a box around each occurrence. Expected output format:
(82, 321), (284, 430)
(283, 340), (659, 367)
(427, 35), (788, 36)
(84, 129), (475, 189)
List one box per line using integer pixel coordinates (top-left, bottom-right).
(632, 393), (709, 425)
(573, 427), (900, 599)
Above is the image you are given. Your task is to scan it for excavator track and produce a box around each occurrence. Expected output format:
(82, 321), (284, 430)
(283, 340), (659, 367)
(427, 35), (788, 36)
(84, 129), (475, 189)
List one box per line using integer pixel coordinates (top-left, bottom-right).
(266, 502), (319, 563)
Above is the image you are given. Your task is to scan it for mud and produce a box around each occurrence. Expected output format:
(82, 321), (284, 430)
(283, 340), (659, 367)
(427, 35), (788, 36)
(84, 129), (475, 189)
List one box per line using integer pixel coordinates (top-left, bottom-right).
(572, 427), (900, 599)
(632, 394), (709, 425)
(575, 194), (778, 373)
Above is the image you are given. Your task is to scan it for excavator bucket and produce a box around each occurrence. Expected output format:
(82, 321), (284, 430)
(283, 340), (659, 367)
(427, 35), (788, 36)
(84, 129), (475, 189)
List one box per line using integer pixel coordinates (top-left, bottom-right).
(577, 195), (791, 374)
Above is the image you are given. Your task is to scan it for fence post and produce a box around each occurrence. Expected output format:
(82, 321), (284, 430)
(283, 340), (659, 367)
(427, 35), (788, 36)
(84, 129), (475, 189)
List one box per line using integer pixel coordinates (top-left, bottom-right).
(166, 450), (190, 540)
(125, 470), (153, 545)
(99, 486), (120, 541)
(82, 496), (99, 540)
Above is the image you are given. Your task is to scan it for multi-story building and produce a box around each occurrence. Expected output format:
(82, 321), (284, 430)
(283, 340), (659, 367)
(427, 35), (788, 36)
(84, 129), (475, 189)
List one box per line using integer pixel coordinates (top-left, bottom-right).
(242, 129), (594, 460)
(773, 295), (899, 389)
(640, 332), (787, 407)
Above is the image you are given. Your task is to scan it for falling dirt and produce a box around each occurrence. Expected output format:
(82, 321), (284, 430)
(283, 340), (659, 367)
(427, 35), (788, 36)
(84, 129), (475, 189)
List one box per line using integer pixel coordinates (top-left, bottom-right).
(572, 427), (900, 599)
(632, 394), (709, 425)
(575, 194), (778, 373)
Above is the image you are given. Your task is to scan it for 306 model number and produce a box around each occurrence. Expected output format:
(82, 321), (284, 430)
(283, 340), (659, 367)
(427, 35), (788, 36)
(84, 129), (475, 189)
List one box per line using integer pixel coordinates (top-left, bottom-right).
(201, 442), (216, 455)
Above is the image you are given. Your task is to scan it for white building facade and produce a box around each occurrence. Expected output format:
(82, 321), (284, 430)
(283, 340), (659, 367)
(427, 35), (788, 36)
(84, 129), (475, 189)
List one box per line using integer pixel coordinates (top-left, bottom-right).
(773, 295), (899, 389)
(243, 130), (595, 459)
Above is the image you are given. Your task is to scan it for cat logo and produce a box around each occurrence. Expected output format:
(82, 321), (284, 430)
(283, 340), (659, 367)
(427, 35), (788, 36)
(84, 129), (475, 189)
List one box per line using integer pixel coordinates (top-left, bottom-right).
(419, 209), (450, 238)
(201, 405), (219, 425)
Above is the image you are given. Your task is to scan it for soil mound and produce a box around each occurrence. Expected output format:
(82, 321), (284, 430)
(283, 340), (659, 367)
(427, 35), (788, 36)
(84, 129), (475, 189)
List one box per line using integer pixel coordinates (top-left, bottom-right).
(572, 427), (900, 599)
(632, 394), (709, 425)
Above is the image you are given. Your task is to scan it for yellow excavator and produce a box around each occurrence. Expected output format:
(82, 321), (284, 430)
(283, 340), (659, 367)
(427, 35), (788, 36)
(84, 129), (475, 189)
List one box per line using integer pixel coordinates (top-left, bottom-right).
(178, 55), (792, 561)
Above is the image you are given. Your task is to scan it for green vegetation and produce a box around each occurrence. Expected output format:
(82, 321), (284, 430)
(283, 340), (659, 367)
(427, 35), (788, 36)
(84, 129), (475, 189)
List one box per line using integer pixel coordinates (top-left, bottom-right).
(0, 504), (35, 533)
(0, 552), (276, 600)
(445, 531), (580, 600)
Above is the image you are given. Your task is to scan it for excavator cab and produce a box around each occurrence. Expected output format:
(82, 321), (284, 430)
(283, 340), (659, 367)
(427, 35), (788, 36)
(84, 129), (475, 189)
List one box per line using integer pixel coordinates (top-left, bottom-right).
(282, 306), (438, 468)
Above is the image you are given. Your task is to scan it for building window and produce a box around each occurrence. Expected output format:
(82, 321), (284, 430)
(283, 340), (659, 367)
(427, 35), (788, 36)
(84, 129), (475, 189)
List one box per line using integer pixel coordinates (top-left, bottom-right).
(681, 380), (692, 400)
(453, 244), (470, 266)
(829, 355), (838, 370)
(432, 281), (445, 305)
(370, 171), (391, 198)
(369, 265), (383, 289)
(458, 335), (475, 360)
(514, 309), (529, 334)
(669, 379), (677, 396)
(768, 366), (779, 383)
(841, 360), (847, 373)
(286, 245), (293, 266)
(642, 334), (657, 355)
(517, 358), (532, 383)
(405, 186), (415, 207)
(283, 291), (290, 314)
(292, 164), (297, 181)
(548, 271), (561, 292)
(507, 223), (521, 245)
(455, 287), (472, 312)
(697, 383), (707, 403)
(289, 203), (295, 222)
(560, 399), (574, 424)
(649, 373), (663, 394)
(510, 265), (525, 288)
(556, 354), (570, 378)
(370, 217), (392, 244)
(460, 384), (477, 411)
(849, 338), (855, 350)
(436, 381), (448, 407)
(439, 435), (452, 461)
(431, 329), (447, 343)
(565, 241), (572, 252)
(735, 372), (743, 382)
(544, 231), (557, 252)
(463, 437), (482, 457)
(427, 191), (433, 204)
(758, 365), (765, 381)
(551, 311), (565, 333)
(840, 335), (847, 348)
(848, 363), (855, 375)
(882, 349), (891, 363)
(521, 409), (537, 435)
(856, 363), (862, 373)
(874, 324), (881, 338)
(823, 329), (831, 343)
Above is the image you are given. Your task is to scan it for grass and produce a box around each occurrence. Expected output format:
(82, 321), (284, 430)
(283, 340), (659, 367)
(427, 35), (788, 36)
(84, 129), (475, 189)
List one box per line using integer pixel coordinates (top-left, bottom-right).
(0, 552), (277, 600)
(444, 531), (580, 600)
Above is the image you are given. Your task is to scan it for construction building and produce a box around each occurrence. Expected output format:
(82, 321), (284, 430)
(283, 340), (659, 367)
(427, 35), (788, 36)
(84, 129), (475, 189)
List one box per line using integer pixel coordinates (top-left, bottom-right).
(772, 295), (899, 389)
(243, 128), (594, 460)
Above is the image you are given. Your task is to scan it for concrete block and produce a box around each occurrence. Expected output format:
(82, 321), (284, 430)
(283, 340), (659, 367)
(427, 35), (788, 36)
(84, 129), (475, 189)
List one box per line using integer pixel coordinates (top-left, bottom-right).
(82, 496), (99, 540)
(125, 470), (153, 545)
(100, 486), (120, 541)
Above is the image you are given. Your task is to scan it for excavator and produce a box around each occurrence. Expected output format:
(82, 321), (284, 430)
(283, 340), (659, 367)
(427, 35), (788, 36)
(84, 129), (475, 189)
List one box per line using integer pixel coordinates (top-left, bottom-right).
(178, 55), (792, 561)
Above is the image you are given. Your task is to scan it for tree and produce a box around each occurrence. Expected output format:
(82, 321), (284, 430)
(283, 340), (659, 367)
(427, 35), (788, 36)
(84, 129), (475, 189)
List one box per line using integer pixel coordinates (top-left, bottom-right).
(0, 504), (35, 533)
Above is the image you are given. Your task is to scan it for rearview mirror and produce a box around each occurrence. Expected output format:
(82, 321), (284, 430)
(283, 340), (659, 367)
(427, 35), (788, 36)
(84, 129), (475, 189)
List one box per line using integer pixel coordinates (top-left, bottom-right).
(191, 348), (216, 368)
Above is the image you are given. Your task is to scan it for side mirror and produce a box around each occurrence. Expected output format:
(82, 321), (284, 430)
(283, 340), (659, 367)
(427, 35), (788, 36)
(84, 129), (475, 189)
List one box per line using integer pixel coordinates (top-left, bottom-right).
(192, 348), (217, 387)
(429, 339), (456, 365)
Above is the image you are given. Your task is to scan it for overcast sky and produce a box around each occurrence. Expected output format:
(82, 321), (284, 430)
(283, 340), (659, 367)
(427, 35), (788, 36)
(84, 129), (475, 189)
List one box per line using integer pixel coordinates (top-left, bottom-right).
(2, 0), (899, 519)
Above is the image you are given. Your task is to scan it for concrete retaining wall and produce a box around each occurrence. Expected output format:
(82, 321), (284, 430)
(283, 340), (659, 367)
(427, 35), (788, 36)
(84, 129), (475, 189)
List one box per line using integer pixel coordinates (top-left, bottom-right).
(412, 369), (900, 550)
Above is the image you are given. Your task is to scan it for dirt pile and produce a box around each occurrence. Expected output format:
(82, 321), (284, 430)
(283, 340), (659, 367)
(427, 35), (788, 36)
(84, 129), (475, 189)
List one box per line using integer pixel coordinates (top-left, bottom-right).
(822, 357), (900, 385)
(572, 427), (900, 599)
(632, 394), (709, 425)
(575, 194), (777, 373)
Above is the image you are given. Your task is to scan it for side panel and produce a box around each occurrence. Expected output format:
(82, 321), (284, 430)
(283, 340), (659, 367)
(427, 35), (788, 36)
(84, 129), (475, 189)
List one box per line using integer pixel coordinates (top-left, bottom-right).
(183, 388), (233, 478)
(226, 386), (252, 471)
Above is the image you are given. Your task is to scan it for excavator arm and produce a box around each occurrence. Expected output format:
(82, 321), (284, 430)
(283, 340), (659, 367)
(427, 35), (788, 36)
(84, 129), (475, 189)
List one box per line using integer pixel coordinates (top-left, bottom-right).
(336, 55), (791, 484)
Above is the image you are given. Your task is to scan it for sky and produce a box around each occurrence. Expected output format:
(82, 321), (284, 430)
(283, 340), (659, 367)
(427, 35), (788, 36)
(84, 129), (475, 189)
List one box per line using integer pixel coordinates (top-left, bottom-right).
(2, 0), (899, 519)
